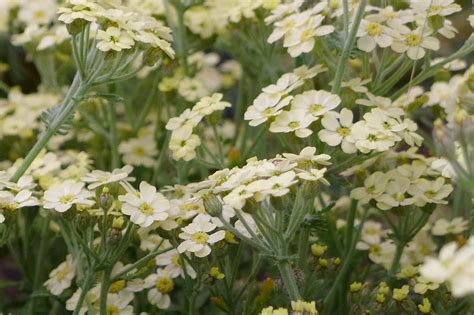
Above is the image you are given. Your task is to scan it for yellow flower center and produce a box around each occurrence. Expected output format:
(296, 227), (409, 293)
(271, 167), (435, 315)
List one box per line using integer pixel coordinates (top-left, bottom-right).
(288, 121), (300, 129)
(109, 280), (126, 293)
(139, 202), (154, 215)
(427, 5), (442, 15)
(107, 305), (119, 315)
(60, 194), (75, 204)
(366, 22), (383, 37)
(301, 29), (313, 41)
(171, 255), (182, 267)
(309, 103), (323, 113)
(406, 34), (422, 47)
(192, 232), (209, 244)
(263, 108), (274, 116)
(133, 146), (145, 156)
(156, 276), (174, 294)
(337, 127), (350, 137)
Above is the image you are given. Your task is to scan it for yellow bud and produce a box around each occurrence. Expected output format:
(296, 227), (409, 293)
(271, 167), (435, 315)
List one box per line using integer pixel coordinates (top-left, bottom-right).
(318, 258), (328, 267)
(112, 216), (125, 229)
(418, 298), (431, 314)
(209, 267), (225, 280)
(376, 293), (385, 303)
(393, 285), (409, 302)
(311, 243), (327, 257)
(350, 282), (362, 293)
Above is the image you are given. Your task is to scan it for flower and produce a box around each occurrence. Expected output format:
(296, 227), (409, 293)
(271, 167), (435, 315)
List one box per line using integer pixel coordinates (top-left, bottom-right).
(118, 181), (170, 228)
(43, 180), (94, 212)
(356, 19), (394, 52)
(168, 125), (201, 161)
(318, 109), (356, 154)
(431, 217), (468, 236)
(81, 165), (135, 190)
(409, 177), (453, 207)
(413, 276), (440, 294)
(418, 298), (432, 314)
(269, 110), (316, 138)
(391, 26), (440, 60)
(97, 27), (135, 52)
(192, 93), (231, 116)
(155, 249), (197, 279)
(118, 136), (158, 167)
(420, 237), (474, 297)
(44, 255), (75, 296)
(291, 90), (340, 118)
(57, 0), (102, 24)
(144, 269), (174, 309)
(177, 214), (225, 257)
(0, 189), (39, 211)
(244, 93), (293, 126)
(350, 172), (389, 204)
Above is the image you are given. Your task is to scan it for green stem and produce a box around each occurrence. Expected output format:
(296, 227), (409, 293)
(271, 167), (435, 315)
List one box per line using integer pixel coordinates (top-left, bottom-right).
(389, 241), (406, 275)
(344, 199), (358, 250)
(73, 271), (95, 315)
(277, 260), (301, 300)
(100, 266), (112, 315)
(106, 101), (120, 169)
(331, 0), (367, 94)
(10, 74), (88, 182)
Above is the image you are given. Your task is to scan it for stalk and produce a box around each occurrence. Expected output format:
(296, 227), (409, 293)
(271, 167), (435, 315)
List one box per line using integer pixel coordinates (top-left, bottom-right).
(277, 260), (301, 300)
(10, 74), (88, 182)
(331, 0), (368, 94)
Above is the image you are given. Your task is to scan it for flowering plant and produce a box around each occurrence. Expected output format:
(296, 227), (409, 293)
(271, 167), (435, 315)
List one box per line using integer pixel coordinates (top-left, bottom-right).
(0, 0), (473, 314)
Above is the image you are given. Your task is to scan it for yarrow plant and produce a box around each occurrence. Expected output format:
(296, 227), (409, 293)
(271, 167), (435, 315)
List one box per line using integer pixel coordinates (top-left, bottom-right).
(0, 0), (473, 314)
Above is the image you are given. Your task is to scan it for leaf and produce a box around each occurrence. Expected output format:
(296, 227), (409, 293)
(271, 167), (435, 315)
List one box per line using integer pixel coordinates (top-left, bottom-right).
(40, 105), (74, 136)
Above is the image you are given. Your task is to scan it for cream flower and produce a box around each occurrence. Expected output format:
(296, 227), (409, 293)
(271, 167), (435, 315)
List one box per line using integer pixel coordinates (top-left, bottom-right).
(409, 177), (453, 207)
(118, 136), (158, 168)
(391, 26), (440, 60)
(44, 255), (75, 296)
(291, 90), (340, 118)
(431, 217), (468, 236)
(177, 214), (225, 257)
(119, 181), (170, 228)
(155, 249), (197, 279)
(420, 237), (474, 297)
(43, 180), (94, 212)
(96, 27), (135, 52)
(357, 19), (394, 52)
(318, 109), (356, 154)
(244, 94), (293, 126)
(168, 125), (201, 161)
(269, 110), (317, 138)
(144, 269), (175, 309)
(81, 165), (135, 190)
(350, 172), (389, 204)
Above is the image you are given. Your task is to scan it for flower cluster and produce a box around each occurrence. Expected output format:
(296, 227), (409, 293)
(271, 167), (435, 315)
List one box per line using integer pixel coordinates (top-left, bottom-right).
(166, 93), (231, 161)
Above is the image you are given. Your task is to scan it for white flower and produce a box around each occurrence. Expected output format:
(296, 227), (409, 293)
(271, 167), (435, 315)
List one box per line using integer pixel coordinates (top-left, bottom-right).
(97, 27), (135, 52)
(356, 221), (387, 250)
(0, 189), (39, 210)
(283, 146), (331, 166)
(298, 168), (329, 185)
(269, 110), (317, 138)
(44, 255), (75, 296)
(431, 217), (468, 236)
(375, 176), (414, 210)
(340, 78), (371, 93)
(81, 165), (135, 190)
(165, 108), (202, 131)
(119, 136), (158, 168)
(144, 269), (175, 309)
(283, 14), (334, 57)
(177, 214), (225, 257)
(104, 294), (134, 315)
(155, 249), (197, 279)
(168, 125), (201, 161)
(391, 26), (440, 60)
(408, 177), (453, 207)
(350, 172), (389, 204)
(43, 180), (94, 212)
(192, 93), (231, 116)
(291, 90), (340, 118)
(118, 181), (170, 228)
(244, 93), (293, 126)
(356, 19), (394, 52)
(58, 0), (102, 24)
(318, 109), (356, 154)
(410, 0), (461, 18)
(420, 237), (474, 297)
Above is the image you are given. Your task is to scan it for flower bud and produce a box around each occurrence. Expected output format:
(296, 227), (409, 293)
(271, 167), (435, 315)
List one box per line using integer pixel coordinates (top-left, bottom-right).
(202, 193), (223, 217)
(112, 216), (125, 230)
(311, 243), (327, 257)
(108, 228), (122, 245)
(100, 187), (113, 211)
(143, 47), (162, 66)
(428, 15), (444, 30)
(350, 282), (362, 293)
